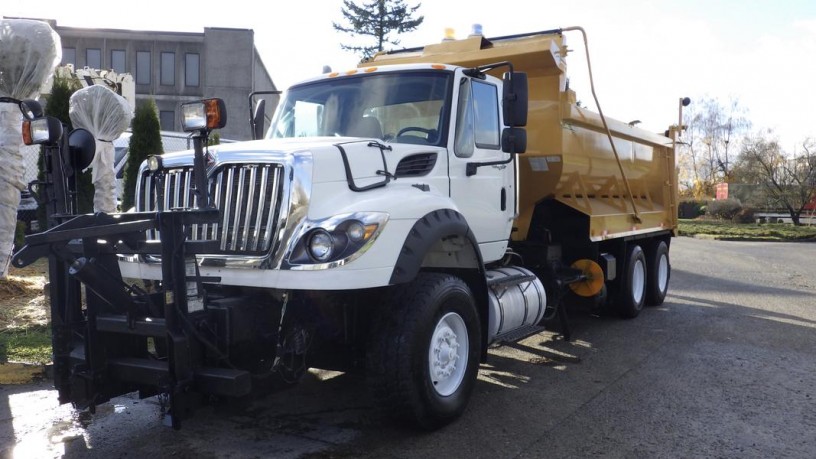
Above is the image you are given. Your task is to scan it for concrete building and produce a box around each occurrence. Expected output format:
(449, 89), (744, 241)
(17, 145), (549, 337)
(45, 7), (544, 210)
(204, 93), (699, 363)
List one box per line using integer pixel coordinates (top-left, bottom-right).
(51, 21), (278, 140)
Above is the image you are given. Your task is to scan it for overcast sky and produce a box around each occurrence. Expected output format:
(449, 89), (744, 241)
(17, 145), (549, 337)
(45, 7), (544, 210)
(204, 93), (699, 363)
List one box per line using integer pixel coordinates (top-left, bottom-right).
(7, 0), (816, 149)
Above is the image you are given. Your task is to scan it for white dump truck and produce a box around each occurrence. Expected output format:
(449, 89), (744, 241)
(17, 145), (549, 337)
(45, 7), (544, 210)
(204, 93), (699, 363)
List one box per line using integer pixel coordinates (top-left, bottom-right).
(14, 27), (681, 429)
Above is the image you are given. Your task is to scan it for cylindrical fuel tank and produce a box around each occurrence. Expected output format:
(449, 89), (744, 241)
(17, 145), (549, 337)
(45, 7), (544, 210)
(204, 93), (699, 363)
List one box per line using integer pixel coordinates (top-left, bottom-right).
(486, 266), (547, 343)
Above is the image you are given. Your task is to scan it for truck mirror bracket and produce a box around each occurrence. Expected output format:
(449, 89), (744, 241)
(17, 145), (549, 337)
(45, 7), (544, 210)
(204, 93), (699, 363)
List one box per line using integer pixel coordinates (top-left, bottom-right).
(466, 155), (516, 177)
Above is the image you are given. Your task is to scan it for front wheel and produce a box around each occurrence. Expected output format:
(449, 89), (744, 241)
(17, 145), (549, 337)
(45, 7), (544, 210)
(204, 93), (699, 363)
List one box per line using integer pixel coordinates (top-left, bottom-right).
(367, 273), (481, 430)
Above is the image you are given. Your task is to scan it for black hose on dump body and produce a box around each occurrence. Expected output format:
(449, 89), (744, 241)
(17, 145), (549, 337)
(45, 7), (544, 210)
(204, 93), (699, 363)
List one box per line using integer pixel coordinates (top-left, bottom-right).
(561, 26), (642, 223)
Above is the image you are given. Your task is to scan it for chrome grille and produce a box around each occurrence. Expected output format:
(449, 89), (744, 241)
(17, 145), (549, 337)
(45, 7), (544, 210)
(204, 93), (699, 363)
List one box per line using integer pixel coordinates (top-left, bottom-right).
(138, 164), (284, 254)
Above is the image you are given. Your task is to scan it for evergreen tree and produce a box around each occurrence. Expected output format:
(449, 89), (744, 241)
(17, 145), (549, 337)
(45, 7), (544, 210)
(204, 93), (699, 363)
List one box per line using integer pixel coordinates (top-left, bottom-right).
(333, 0), (424, 60)
(121, 100), (163, 210)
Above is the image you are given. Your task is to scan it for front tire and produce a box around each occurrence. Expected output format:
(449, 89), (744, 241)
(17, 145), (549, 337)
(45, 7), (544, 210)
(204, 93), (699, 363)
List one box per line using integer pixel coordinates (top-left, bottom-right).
(617, 244), (647, 318)
(367, 273), (481, 430)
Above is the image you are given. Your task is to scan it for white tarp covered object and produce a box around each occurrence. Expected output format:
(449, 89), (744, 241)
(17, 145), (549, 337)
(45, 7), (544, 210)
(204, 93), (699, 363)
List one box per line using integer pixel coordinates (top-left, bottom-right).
(69, 85), (133, 213)
(0, 19), (61, 278)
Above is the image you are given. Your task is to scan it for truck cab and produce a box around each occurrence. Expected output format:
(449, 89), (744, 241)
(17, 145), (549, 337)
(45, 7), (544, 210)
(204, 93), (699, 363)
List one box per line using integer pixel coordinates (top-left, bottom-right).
(122, 63), (527, 289)
(266, 64), (519, 263)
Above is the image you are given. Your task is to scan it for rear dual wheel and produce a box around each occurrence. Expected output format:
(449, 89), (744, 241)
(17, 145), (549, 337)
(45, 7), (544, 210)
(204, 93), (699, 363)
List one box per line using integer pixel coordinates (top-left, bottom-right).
(617, 240), (671, 318)
(645, 240), (670, 306)
(617, 245), (647, 318)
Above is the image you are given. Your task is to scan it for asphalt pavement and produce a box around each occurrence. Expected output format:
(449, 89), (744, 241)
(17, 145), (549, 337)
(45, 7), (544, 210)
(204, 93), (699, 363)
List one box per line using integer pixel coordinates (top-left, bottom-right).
(1, 237), (814, 458)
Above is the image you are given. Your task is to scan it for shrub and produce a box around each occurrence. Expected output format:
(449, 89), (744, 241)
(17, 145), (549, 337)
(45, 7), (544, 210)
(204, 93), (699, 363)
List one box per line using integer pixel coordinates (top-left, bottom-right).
(706, 198), (743, 221)
(732, 206), (756, 224)
(678, 200), (707, 219)
(122, 100), (163, 210)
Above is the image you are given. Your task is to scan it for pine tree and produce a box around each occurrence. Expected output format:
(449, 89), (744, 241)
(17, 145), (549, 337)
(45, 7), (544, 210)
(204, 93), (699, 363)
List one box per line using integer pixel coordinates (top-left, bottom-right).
(121, 100), (163, 210)
(333, 0), (424, 60)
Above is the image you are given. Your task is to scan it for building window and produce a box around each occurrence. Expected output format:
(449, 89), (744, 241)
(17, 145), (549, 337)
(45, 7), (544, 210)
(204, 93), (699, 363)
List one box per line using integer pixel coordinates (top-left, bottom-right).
(86, 48), (101, 69)
(161, 52), (175, 86)
(160, 110), (175, 131)
(62, 48), (76, 67)
(136, 51), (151, 85)
(111, 50), (126, 74)
(185, 53), (200, 87)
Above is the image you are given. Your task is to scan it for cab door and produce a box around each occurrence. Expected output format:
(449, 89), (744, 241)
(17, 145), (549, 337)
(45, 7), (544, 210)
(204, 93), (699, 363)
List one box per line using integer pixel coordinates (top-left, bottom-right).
(448, 74), (516, 262)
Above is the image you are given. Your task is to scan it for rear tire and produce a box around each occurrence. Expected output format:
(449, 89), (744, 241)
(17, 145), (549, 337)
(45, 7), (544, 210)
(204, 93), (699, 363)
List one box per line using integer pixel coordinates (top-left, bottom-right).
(367, 272), (481, 430)
(645, 240), (670, 306)
(617, 245), (647, 318)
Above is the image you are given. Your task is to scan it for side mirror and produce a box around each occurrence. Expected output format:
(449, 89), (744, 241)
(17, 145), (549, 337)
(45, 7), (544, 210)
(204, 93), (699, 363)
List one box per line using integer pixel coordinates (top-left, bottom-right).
(501, 127), (527, 154)
(248, 90), (281, 139)
(68, 128), (96, 170)
(252, 99), (266, 140)
(502, 72), (528, 127)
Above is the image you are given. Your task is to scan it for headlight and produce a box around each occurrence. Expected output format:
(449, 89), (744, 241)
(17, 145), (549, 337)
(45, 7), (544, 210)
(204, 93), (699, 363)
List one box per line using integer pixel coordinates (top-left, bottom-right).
(308, 229), (334, 262)
(22, 117), (62, 145)
(147, 155), (164, 172)
(346, 221), (366, 242)
(288, 212), (388, 268)
(181, 98), (227, 132)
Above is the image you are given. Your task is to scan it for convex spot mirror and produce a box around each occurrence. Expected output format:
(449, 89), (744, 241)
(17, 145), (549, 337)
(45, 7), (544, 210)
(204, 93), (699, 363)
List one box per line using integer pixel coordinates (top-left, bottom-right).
(501, 127), (527, 154)
(68, 128), (96, 170)
(20, 99), (44, 120)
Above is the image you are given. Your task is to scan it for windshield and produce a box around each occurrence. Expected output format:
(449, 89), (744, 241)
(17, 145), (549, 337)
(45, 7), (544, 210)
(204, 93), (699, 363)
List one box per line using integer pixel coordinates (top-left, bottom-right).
(268, 70), (453, 146)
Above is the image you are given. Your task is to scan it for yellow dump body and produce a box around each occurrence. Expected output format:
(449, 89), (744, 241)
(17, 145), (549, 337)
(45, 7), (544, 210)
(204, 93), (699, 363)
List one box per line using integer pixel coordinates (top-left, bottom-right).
(363, 31), (677, 242)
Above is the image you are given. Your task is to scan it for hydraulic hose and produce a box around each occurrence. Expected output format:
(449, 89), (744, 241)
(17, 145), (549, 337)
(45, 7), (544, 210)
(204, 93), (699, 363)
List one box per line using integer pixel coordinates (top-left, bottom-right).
(561, 26), (642, 223)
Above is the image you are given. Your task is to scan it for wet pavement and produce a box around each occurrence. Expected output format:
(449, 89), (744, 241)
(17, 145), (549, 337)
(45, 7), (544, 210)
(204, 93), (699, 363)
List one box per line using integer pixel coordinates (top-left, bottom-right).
(2, 237), (815, 458)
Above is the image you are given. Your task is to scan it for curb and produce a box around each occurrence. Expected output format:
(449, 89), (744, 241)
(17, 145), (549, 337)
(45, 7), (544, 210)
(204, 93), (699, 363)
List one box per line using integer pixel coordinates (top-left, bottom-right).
(684, 234), (788, 242)
(0, 362), (48, 385)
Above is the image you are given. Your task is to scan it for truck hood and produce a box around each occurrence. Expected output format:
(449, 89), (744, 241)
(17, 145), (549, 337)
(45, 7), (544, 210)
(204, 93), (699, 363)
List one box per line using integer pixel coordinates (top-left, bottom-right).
(157, 136), (445, 188)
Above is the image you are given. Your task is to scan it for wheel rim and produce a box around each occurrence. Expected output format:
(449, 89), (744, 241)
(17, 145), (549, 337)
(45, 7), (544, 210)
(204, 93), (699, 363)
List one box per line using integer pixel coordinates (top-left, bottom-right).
(428, 311), (469, 397)
(657, 252), (669, 294)
(632, 258), (646, 305)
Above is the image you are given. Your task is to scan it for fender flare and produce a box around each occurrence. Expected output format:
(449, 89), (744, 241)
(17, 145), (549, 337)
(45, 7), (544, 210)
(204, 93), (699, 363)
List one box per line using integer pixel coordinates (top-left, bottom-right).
(389, 209), (485, 285)
(389, 209), (491, 361)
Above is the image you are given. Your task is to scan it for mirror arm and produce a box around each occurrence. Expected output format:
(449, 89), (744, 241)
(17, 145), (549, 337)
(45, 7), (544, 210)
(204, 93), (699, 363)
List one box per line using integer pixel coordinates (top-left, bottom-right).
(466, 155), (515, 177)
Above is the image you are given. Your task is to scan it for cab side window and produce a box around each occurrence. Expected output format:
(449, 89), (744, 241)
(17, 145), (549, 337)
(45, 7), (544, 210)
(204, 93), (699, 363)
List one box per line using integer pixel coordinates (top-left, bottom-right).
(454, 78), (500, 158)
(472, 80), (500, 149)
(454, 79), (474, 157)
